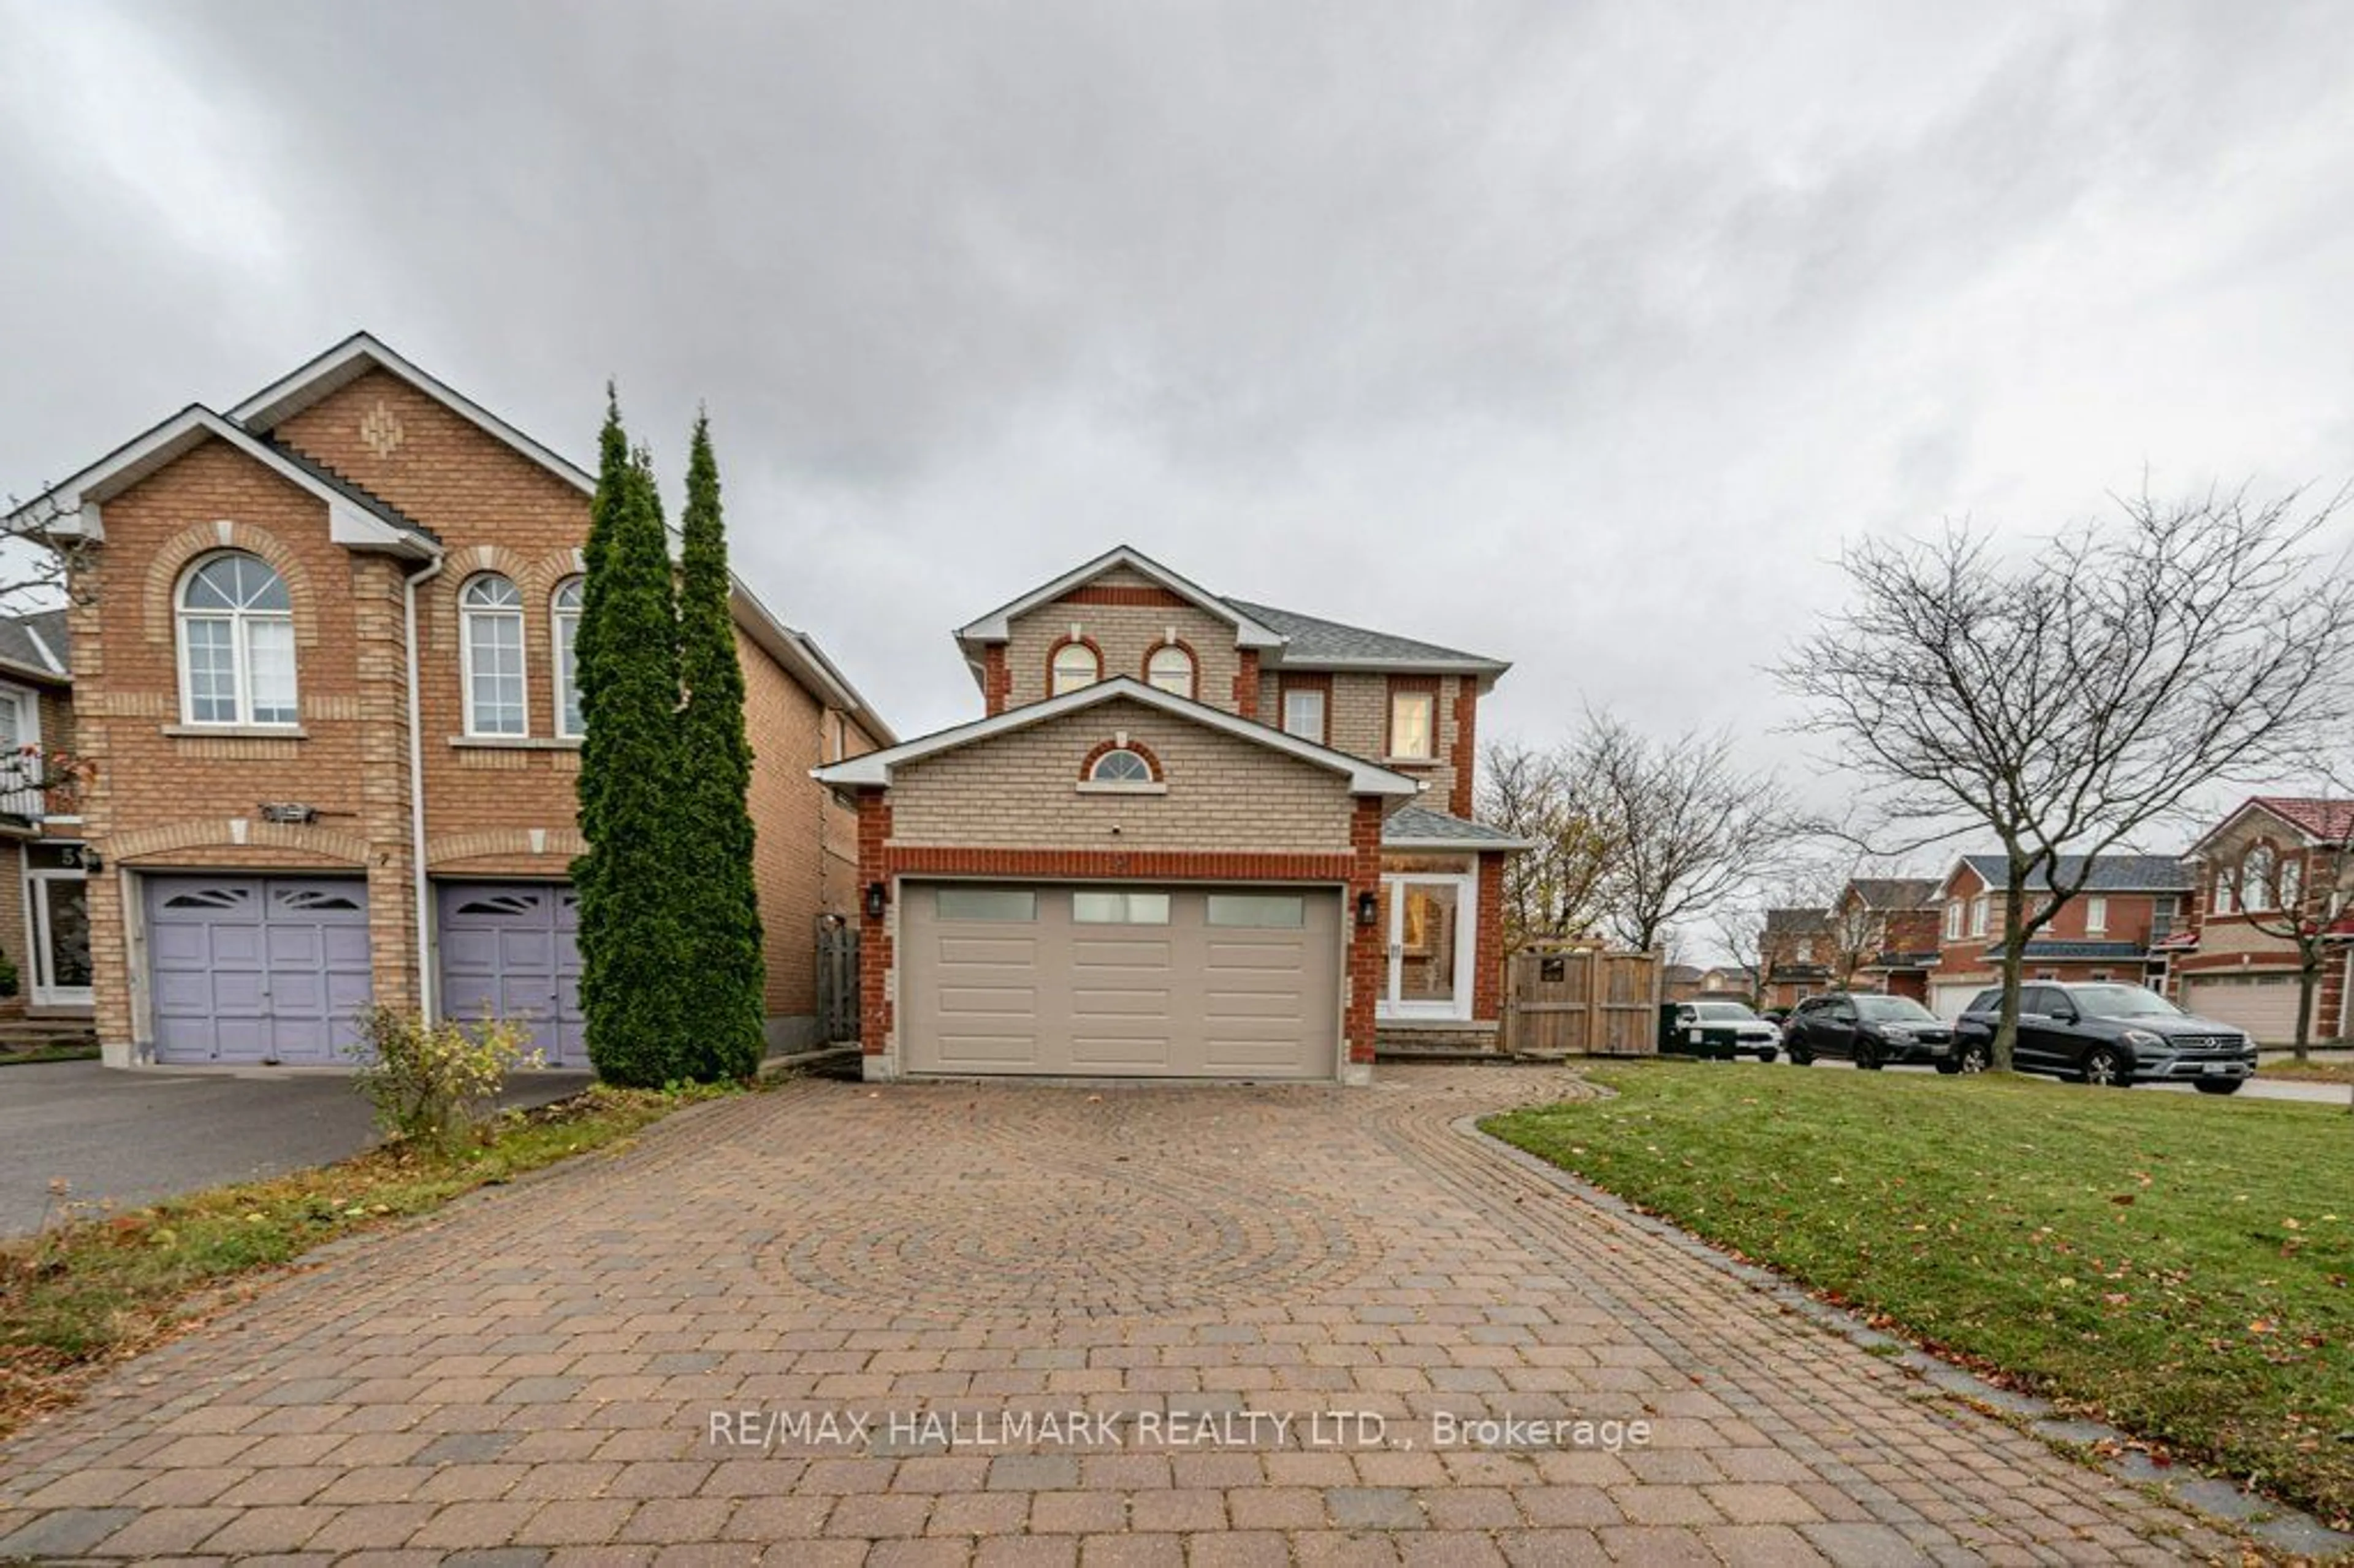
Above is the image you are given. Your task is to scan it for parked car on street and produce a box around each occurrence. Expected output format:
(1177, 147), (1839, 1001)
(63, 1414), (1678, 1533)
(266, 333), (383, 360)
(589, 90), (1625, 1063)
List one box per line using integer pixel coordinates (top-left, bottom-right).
(1658, 1000), (1781, 1062)
(1952, 983), (2255, 1093)
(1782, 992), (1965, 1071)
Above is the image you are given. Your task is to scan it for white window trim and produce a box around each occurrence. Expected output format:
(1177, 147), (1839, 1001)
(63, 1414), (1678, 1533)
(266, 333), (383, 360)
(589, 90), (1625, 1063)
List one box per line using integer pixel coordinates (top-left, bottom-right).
(175, 554), (299, 729)
(1049, 643), (1100, 697)
(1968, 894), (1989, 937)
(1144, 644), (1195, 698)
(1282, 687), (1327, 742)
(551, 579), (584, 740)
(2084, 894), (2108, 935)
(460, 577), (530, 739)
(1388, 688), (1436, 762)
(1943, 900), (1963, 940)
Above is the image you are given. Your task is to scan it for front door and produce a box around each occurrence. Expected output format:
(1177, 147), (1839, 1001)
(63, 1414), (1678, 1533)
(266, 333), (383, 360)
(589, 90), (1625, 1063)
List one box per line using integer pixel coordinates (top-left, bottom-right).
(28, 869), (91, 1008)
(1380, 875), (1474, 1021)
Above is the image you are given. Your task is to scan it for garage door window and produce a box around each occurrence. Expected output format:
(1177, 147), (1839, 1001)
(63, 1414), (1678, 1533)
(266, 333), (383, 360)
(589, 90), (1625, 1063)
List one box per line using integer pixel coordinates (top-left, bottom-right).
(937, 888), (1037, 921)
(1206, 893), (1306, 928)
(1073, 891), (1170, 924)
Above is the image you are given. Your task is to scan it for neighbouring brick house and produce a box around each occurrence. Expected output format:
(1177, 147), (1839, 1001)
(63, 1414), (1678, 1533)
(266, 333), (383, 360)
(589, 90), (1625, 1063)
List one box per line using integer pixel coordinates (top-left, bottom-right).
(0, 611), (85, 1020)
(6, 333), (889, 1069)
(1925, 854), (2191, 1018)
(2171, 797), (2353, 1045)
(1832, 877), (1943, 1001)
(1759, 907), (1832, 1010)
(814, 546), (1528, 1083)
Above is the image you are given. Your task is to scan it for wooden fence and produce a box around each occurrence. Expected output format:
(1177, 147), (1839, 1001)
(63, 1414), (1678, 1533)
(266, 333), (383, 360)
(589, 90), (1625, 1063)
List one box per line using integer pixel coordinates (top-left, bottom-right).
(815, 917), (861, 1045)
(1501, 945), (1663, 1056)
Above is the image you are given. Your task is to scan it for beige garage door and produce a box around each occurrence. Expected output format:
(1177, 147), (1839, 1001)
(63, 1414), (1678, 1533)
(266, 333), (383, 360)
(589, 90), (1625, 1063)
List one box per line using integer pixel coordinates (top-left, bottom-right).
(2181, 973), (2306, 1045)
(901, 883), (1341, 1079)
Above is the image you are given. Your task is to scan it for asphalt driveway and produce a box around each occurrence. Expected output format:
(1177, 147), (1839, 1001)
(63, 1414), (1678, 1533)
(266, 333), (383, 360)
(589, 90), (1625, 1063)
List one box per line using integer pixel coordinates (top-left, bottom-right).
(0, 1065), (2257, 1564)
(0, 1061), (590, 1236)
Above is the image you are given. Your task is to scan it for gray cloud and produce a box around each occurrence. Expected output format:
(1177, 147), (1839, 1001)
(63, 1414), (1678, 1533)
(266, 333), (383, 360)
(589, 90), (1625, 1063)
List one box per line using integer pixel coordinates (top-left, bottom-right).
(4, 0), (2350, 822)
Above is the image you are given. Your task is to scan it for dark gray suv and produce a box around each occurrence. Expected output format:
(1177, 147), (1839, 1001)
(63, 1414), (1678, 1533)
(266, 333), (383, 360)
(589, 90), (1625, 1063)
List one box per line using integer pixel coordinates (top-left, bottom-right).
(1953, 982), (2256, 1093)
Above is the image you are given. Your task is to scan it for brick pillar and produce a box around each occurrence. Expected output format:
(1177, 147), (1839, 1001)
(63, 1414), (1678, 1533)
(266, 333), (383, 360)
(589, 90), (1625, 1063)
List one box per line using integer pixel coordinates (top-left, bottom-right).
(1474, 851), (1506, 1022)
(1450, 683), (1479, 818)
(856, 790), (893, 1056)
(1346, 797), (1384, 1065)
(1234, 650), (1260, 720)
(982, 646), (1010, 716)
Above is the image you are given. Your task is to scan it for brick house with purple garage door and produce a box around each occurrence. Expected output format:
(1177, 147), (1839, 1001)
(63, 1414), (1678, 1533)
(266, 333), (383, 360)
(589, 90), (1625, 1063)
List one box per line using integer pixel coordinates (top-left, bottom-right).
(6, 333), (889, 1070)
(815, 546), (1528, 1084)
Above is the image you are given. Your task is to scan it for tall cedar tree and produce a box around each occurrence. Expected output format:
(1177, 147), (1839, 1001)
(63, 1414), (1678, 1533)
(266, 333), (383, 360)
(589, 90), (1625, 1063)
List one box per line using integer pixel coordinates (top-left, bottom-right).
(573, 397), (690, 1086)
(673, 414), (766, 1079)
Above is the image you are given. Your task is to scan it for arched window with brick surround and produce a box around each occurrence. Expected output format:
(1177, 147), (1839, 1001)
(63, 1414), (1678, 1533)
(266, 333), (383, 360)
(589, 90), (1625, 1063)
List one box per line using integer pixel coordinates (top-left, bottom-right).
(177, 551), (297, 726)
(461, 574), (528, 737)
(1145, 643), (1195, 698)
(1050, 639), (1101, 696)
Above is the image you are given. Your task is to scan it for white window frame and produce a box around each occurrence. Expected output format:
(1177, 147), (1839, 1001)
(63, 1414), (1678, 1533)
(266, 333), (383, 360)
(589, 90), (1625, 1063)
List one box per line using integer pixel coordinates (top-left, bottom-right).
(2212, 869), (2236, 916)
(1388, 687), (1436, 761)
(2084, 895), (2108, 935)
(1968, 894), (1989, 937)
(460, 574), (529, 738)
(1050, 642), (1100, 696)
(550, 577), (584, 740)
(1943, 900), (1963, 940)
(1144, 644), (1195, 698)
(1282, 687), (1327, 743)
(175, 551), (299, 729)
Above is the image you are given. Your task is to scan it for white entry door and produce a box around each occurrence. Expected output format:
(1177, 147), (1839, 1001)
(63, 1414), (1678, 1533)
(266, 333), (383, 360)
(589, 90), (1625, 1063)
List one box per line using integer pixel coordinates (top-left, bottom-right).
(27, 869), (93, 1008)
(1380, 874), (1476, 1021)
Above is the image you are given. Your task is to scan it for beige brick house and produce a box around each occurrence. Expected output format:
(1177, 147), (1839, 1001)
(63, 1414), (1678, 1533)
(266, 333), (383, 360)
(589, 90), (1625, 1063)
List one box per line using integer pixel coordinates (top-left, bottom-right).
(5, 333), (889, 1068)
(815, 546), (1527, 1083)
(2173, 797), (2353, 1044)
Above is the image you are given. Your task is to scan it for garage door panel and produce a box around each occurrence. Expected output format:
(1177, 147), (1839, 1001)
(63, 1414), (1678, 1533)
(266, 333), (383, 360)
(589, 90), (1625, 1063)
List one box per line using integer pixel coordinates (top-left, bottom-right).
(905, 883), (1338, 1079)
(2183, 976), (2303, 1044)
(436, 882), (584, 1068)
(145, 875), (371, 1064)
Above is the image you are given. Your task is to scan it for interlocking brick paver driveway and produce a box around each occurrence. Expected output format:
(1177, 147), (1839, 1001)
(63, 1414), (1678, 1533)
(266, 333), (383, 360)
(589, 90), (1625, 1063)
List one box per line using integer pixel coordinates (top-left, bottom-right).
(1, 1067), (2241, 1565)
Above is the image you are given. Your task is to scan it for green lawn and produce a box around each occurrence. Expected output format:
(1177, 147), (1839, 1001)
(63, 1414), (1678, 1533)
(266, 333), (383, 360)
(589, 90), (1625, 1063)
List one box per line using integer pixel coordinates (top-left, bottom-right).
(1485, 1064), (2354, 1528)
(0, 1083), (725, 1439)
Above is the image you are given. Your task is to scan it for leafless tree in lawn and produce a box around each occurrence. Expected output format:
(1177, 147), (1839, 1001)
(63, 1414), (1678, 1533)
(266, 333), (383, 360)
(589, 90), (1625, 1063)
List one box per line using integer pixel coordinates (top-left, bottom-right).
(2211, 797), (2354, 1063)
(1582, 711), (1802, 953)
(1776, 484), (2354, 1070)
(1478, 737), (1617, 948)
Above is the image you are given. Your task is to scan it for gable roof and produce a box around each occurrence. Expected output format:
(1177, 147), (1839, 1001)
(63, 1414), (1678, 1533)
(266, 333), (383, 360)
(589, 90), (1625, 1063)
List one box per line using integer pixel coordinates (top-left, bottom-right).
(731, 583), (896, 747)
(2186, 796), (2354, 856)
(1955, 853), (2195, 893)
(954, 546), (1287, 653)
(813, 676), (1418, 796)
(1846, 877), (1941, 910)
(4, 405), (436, 556)
(1225, 599), (1508, 675)
(0, 610), (69, 684)
(1764, 907), (1830, 934)
(229, 332), (595, 495)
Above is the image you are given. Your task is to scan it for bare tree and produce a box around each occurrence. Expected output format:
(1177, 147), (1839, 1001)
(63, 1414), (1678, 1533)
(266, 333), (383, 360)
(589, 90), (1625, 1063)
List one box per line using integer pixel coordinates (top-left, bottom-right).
(1477, 738), (1615, 947)
(0, 487), (93, 614)
(1707, 900), (1766, 1005)
(1581, 712), (1801, 953)
(1777, 484), (2354, 1070)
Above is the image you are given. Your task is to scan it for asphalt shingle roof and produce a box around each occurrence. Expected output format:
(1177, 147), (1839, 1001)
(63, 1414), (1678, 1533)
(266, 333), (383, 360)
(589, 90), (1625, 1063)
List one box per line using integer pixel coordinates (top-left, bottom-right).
(264, 440), (440, 544)
(1960, 854), (2193, 893)
(1224, 599), (1506, 671)
(1849, 877), (1941, 909)
(2019, 940), (2154, 961)
(2250, 797), (2354, 843)
(0, 610), (69, 680)
(1380, 805), (1528, 848)
(1764, 907), (1830, 934)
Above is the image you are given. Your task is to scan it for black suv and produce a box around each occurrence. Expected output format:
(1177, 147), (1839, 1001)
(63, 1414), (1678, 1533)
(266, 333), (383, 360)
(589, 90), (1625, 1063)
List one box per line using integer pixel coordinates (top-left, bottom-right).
(1954, 982), (2256, 1093)
(1783, 992), (1965, 1071)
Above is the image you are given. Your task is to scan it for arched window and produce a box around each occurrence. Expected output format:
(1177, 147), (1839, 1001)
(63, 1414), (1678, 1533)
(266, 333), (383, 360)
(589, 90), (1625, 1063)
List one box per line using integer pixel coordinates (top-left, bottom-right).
(552, 578), (584, 738)
(177, 552), (296, 726)
(2277, 854), (2303, 914)
(2241, 844), (2277, 912)
(1088, 748), (1154, 785)
(1145, 644), (1195, 698)
(1050, 640), (1100, 696)
(461, 574), (527, 736)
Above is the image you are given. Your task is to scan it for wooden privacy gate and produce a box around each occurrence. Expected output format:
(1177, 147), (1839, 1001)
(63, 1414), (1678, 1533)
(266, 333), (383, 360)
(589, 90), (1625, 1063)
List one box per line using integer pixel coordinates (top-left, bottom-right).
(1502, 945), (1661, 1056)
(815, 916), (861, 1045)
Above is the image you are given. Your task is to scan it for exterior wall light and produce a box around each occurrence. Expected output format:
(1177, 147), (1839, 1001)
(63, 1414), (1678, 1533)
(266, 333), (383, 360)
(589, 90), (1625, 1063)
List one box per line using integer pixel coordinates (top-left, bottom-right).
(1355, 890), (1379, 927)
(865, 881), (888, 920)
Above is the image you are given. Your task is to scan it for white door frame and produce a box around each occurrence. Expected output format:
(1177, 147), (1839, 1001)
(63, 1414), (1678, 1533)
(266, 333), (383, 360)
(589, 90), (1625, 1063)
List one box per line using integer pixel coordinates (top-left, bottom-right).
(25, 866), (93, 1008)
(1377, 872), (1476, 1022)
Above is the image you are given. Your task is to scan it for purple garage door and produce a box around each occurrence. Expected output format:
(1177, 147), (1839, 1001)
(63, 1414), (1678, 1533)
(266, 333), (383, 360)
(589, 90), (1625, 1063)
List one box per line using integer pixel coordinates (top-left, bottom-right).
(146, 875), (373, 1064)
(436, 881), (584, 1067)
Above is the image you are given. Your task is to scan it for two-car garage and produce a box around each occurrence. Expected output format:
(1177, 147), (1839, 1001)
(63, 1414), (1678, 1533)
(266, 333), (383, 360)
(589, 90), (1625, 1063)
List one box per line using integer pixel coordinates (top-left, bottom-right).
(142, 873), (584, 1067)
(901, 881), (1343, 1079)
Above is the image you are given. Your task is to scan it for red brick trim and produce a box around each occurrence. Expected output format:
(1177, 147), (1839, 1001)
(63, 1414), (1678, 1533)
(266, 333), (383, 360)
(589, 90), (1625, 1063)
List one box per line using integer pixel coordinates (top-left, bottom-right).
(1451, 680), (1479, 818)
(1045, 633), (1103, 695)
(1384, 676), (1439, 761)
(1278, 672), (1332, 745)
(1347, 799), (1385, 1063)
(1474, 850), (1506, 1021)
(981, 645), (1011, 715)
(856, 790), (894, 1054)
(1234, 649), (1261, 719)
(888, 848), (1356, 880)
(1059, 584), (1189, 608)
(1139, 637), (1199, 701)
(1078, 736), (1165, 782)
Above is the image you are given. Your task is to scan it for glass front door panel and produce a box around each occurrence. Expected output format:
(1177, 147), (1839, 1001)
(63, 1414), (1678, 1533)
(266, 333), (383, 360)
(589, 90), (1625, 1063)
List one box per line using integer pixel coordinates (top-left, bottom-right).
(1396, 882), (1459, 1006)
(36, 877), (93, 994)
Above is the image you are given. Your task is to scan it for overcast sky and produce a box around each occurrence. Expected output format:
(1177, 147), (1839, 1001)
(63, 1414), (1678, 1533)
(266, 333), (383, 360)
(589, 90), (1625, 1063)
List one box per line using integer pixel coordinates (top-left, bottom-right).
(5, 1), (2351, 861)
